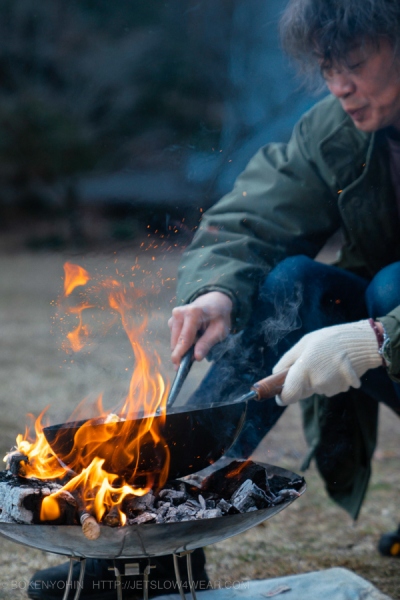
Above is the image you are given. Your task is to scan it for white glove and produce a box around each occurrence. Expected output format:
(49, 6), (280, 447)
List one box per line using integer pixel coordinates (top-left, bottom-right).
(273, 320), (382, 406)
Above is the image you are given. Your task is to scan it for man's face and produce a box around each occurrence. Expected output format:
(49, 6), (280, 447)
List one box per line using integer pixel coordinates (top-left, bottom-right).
(321, 39), (400, 132)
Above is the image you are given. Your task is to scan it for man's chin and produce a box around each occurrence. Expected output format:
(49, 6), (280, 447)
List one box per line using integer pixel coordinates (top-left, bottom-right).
(351, 118), (380, 133)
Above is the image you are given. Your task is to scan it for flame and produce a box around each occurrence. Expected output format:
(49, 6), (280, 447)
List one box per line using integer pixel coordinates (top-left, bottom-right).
(225, 459), (251, 479)
(63, 263), (90, 296)
(15, 411), (66, 480)
(10, 261), (171, 526)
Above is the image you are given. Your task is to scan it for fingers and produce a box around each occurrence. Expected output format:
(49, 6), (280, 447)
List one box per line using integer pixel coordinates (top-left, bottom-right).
(169, 292), (233, 367)
(272, 335), (308, 373)
(170, 306), (204, 366)
(194, 320), (230, 361)
(277, 362), (307, 405)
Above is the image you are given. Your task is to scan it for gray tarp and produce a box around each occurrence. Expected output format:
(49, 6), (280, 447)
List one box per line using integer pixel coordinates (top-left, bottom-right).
(153, 568), (392, 600)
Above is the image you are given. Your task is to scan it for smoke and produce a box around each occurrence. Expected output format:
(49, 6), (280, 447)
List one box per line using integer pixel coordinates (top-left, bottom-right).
(260, 282), (303, 351)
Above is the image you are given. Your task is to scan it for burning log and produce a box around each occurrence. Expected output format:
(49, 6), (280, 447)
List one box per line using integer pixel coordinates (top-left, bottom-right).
(41, 490), (78, 524)
(0, 472), (62, 524)
(70, 489), (101, 540)
(79, 512), (100, 540)
(5, 451), (29, 477)
(103, 505), (121, 528)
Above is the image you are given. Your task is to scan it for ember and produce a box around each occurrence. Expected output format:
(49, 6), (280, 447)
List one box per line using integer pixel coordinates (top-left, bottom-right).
(0, 460), (304, 532)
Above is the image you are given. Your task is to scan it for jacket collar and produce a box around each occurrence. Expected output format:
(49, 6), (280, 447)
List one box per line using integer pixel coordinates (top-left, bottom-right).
(319, 105), (374, 189)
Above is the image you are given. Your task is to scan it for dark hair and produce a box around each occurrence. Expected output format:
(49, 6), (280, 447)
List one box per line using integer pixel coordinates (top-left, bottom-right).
(280, 0), (400, 80)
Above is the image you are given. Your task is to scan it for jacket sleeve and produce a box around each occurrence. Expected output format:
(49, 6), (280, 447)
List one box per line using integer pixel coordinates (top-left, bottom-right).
(379, 306), (400, 381)
(176, 113), (342, 329)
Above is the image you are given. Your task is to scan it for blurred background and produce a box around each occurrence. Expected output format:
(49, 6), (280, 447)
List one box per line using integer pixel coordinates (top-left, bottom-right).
(0, 0), (321, 250)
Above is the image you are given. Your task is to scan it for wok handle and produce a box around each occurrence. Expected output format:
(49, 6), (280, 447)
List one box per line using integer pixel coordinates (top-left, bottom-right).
(251, 368), (289, 400)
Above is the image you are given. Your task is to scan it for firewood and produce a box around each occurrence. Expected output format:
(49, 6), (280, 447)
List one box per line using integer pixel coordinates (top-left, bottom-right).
(70, 489), (101, 540)
(0, 473), (63, 523)
(79, 512), (100, 540)
(5, 451), (29, 477)
(103, 505), (121, 527)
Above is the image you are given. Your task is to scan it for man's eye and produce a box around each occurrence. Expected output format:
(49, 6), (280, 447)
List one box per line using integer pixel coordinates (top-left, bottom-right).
(348, 61), (364, 71)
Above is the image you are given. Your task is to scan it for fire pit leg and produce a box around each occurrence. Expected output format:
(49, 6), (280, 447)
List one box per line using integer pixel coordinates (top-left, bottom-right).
(61, 557), (86, 600)
(172, 551), (198, 600)
(143, 562), (153, 600)
(186, 552), (198, 600)
(172, 554), (187, 600)
(111, 562), (123, 600)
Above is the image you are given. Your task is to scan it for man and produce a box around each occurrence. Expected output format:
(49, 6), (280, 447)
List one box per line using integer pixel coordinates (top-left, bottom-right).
(28, 1), (400, 598)
(169, 0), (400, 549)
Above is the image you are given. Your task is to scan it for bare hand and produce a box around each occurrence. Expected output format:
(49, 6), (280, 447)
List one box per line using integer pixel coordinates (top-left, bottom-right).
(169, 292), (233, 368)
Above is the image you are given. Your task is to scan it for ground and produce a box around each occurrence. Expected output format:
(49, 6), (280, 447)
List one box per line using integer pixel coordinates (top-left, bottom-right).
(0, 232), (399, 599)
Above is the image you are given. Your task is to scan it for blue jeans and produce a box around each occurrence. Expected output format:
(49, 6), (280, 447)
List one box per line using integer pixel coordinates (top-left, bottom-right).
(187, 256), (400, 457)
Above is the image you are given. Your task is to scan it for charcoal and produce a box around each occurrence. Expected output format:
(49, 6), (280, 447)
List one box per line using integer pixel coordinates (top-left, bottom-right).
(129, 511), (157, 525)
(230, 479), (273, 513)
(201, 460), (272, 499)
(268, 474), (305, 496)
(196, 508), (223, 520)
(158, 489), (187, 505)
(216, 498), (233, 514)
(0, 460), (304, 527)
(176, 504), (197, 519)
(164, 506), (179, 522)
(230, 481), (257, 512)
(124, 491), (155, 516)
(155, 501), (170, 516)
(272, 489), (301, 504)
(184, 498), (201, 511)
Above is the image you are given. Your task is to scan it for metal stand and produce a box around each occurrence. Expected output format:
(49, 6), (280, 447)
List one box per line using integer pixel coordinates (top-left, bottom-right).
(62, 558), (86, 600)
(173, 552), (198, 600)
(61, 550), (199, 600)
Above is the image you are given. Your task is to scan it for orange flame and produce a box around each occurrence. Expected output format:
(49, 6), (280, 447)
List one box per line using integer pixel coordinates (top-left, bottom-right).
(63, 263), (90, 297)
(11, 261), (171, 525)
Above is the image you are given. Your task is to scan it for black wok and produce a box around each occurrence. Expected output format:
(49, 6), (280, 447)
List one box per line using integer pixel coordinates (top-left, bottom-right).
(43, 369), (286, 482)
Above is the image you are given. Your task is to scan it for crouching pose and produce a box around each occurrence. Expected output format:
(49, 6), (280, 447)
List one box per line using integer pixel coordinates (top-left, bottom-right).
(169, 0), (400, 550)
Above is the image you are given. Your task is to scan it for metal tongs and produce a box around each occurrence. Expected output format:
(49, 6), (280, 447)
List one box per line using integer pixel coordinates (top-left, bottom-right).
(164, 343), (289, 411)
(165, 345), (196, 409)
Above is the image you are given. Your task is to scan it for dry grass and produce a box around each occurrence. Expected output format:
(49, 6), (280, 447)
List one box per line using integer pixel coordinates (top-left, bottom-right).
(0, 237), (398, 599)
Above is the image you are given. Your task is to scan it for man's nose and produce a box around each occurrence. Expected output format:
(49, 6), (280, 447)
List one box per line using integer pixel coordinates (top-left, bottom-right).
(326, 71), (356, 99)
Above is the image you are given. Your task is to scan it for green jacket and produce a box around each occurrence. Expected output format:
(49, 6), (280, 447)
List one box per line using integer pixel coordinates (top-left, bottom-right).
(177, 95), (400, 518)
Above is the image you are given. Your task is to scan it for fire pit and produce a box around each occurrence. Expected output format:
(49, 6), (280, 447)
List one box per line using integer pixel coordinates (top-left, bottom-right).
(0, 458), (305, 600)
